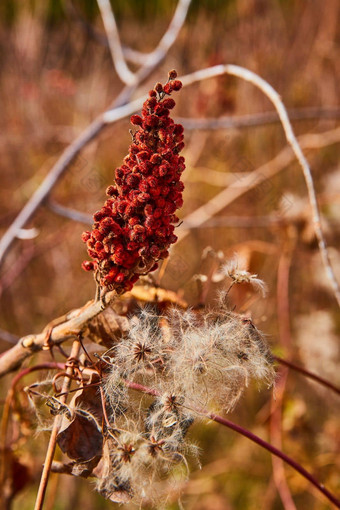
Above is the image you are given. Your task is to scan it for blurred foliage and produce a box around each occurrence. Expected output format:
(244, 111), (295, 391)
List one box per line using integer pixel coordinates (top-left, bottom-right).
(0, 0), (236, 26)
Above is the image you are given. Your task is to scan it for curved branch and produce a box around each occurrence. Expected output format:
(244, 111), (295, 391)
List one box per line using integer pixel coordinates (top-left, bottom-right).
(0, 1), (191, 268)
(0, 99), (144, 267)
(141, 0), (191, 67)
(178, 106), (340, 130)
(208, 412), (340, 509)
(179, 65), (340, 307)
(47, 200), (92, 225)
(97, 0), (137, 85)
(65, 0), (191, 67)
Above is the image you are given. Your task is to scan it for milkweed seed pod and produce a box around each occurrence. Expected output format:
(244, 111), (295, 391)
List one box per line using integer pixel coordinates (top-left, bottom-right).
(82, 70), (185, 293)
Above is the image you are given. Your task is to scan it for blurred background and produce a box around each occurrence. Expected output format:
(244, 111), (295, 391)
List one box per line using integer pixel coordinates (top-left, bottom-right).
(0, 0), (339, 509)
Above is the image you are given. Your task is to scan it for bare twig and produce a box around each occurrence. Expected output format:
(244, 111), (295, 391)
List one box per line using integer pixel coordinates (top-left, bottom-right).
(103, 0), (192, 108)
(0, 1), (191, 268)
(34, 340), (81, 510)
(0, 100), (143, 267)
(97, 0), (136, 85)
(180, 65), (340, 307)
(50, 461), (97, 479)
(0, 285), (186, 379)
(0, 297), (109, 378)
(178, 106), (340, 130)
(47, 200), (92, 225)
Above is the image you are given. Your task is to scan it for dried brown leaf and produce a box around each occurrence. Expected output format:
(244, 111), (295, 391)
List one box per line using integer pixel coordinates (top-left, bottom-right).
(129, 285), (187, 307)
(57, 413), (103, 462)
(1, 450), (31, 507)
(85, 307), (129, 348)
(57, 373), (104, 462)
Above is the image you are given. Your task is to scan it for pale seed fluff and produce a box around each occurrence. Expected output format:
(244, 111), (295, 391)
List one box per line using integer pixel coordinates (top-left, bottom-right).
(219, 257), (268, 296)
(100, 303), (275, 505)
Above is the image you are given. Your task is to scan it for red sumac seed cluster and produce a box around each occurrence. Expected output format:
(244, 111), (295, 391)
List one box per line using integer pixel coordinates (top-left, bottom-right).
(82, 71), (185, 293)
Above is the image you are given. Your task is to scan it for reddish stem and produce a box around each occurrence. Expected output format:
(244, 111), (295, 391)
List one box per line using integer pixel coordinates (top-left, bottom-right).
(208, 412), (340, 508)
(125, 380), (340, 509)
(11, 363), (66, 387)
(274, 356), (340, 396)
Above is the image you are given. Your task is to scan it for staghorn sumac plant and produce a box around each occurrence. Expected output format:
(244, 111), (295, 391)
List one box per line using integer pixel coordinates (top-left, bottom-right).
(82, 70), (185, 294)
(22, 71), (274, 507)
(1, 69), (339, 510)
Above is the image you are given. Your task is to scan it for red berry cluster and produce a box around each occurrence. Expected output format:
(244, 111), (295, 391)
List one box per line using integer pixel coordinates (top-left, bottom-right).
(82, 70), (185, 293)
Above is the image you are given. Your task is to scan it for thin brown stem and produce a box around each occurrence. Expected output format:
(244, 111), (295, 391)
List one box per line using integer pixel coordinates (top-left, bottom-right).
(34, 340), (80, 510)
(181, 65), (340, 307)
(207, 411), (340, 509)
(271, 240), (297, 510)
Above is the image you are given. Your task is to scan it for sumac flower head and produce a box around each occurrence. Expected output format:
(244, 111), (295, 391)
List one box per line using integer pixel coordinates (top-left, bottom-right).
(82, 70), (185, 293)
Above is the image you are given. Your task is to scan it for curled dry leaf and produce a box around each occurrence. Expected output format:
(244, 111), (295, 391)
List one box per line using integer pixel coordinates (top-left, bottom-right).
(57, 373), (103, 466)
(85, 307), (129, 348)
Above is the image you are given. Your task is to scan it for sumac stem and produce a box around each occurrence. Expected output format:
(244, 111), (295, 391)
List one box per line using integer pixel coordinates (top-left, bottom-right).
(34, 340), (80, 510)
